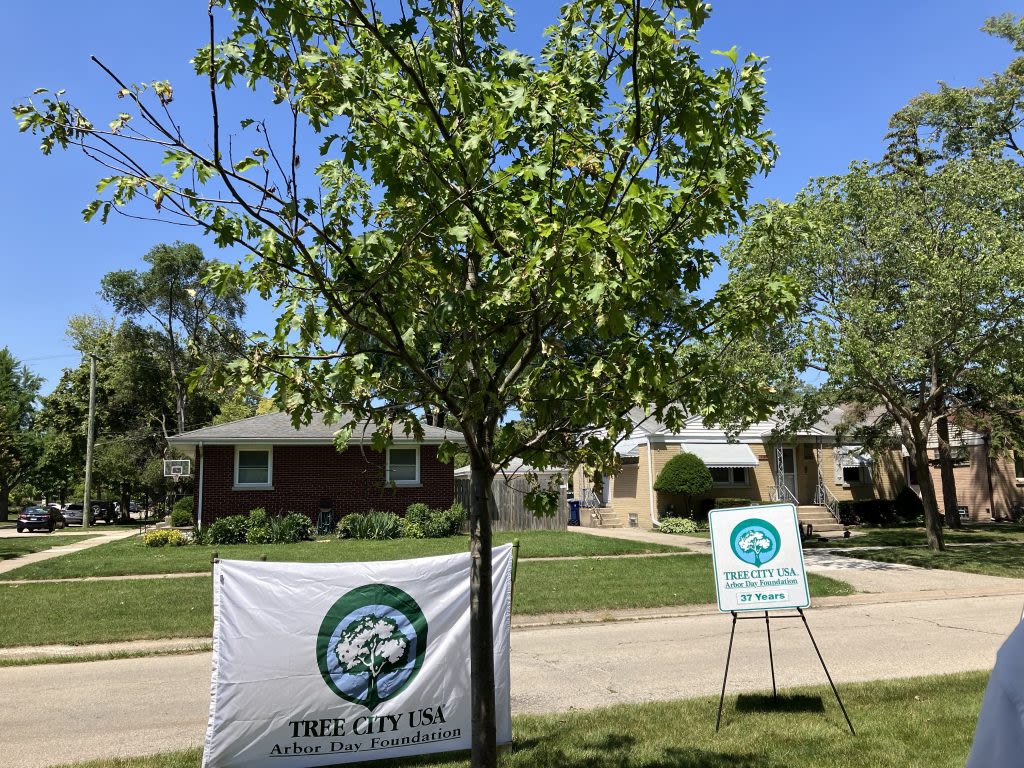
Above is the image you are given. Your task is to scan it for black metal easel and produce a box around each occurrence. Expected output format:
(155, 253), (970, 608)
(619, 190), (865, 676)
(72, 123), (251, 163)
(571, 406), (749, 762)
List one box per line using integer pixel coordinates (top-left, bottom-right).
(715, 608), (855, 735)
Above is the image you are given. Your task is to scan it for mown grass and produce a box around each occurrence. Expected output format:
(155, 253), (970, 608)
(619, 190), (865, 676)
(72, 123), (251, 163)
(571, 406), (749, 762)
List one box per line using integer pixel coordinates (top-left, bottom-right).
(50, 672), (986, 768)
(835, 542), (1024, 579)
(0, 531), (683, 581)
(804, 524), (1024, 549)
(0, 554), (852, 647)
(0, 533), (100, 561)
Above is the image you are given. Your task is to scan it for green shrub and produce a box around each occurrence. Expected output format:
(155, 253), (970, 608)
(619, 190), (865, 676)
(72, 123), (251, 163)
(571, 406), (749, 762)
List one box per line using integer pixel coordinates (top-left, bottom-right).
(271, 512), (315, 543)
(401, 519), (425, 539)
(245, 508), (274, 544)
(714, 497), (754, 510)
(659, 517), (701, 535)
(208, 515), (249, 545)
(836, 499), (897, 526)
(894, 486), (925, 522)
(169, 497), (194, 527)
(338, 510), (403, 540)
(654, 453), (713, 516)
(142, 529), (187, 547)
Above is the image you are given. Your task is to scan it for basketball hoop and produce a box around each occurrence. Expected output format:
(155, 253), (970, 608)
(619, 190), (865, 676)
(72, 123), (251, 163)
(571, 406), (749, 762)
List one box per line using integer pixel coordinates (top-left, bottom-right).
(163, 459), (192, 480)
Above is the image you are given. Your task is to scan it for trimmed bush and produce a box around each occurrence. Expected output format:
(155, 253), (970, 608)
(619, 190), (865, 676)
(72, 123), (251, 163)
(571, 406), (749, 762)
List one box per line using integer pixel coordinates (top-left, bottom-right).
(659, 517), (701, 535)
(208, 515), (249, 545)
(835, 499), (897, 526)
(714, 497), (755, 510)
(170, 496), (194, 527)
(245, 508), (274, 544)
(142, 529), (187, 547)
(654, 452), (713, 517)
(338, 511), (403, 540)
(894, 486), (925, 522)
(404, 502), (466, 538)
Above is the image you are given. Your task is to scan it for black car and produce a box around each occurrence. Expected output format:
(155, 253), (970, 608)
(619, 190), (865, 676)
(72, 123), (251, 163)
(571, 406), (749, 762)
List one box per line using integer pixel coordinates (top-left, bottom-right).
(17, 506), (66, 533)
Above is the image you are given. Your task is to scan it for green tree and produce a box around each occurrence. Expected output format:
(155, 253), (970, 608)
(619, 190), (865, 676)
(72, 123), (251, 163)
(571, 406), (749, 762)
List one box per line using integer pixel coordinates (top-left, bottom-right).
(14, 2), (785, 761)
(886, 14), (1024, 529)
(0, 349), (43, 520)
(100, 242), (245, 436)
(653, 452), (713, 517)
(727, 155), (1024, 552)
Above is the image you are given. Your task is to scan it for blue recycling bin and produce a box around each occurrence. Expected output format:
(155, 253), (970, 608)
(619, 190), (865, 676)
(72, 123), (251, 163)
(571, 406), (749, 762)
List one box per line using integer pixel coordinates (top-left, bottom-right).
(568, 500), (582, 526)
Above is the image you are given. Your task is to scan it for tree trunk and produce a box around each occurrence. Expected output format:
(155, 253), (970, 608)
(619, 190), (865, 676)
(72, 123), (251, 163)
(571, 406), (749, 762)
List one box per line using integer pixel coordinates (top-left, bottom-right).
(0, 479), (9, 521)
(913, 443), (945, 551)
(935, 415), (961, 528)
(468, 447), (497, 768)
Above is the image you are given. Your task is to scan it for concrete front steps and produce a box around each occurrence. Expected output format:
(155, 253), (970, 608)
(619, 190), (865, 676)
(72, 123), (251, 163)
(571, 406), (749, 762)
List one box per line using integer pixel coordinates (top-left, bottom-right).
(797, 505), (845, 533)
(584, 507), (623, 528)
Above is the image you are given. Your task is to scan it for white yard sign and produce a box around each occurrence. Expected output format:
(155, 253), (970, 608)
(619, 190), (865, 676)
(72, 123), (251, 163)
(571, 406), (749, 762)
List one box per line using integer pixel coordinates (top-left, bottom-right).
(708, 503), (809, 613)
(202, 547), (514, 768)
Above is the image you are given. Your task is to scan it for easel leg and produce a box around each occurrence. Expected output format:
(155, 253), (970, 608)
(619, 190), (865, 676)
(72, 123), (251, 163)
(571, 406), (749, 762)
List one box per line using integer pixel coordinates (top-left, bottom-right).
(765, 611), (777, 699)
(798, 608), (855, 735)
(716, 611), (738, 732)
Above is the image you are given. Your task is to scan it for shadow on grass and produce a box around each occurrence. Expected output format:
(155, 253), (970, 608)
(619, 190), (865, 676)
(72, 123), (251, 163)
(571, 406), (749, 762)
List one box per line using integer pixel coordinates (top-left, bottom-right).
(734, 693), (824, 714)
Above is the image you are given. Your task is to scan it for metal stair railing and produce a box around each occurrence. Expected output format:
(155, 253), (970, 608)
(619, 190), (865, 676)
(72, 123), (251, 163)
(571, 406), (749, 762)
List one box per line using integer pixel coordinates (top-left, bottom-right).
(812, 455), (841, 524)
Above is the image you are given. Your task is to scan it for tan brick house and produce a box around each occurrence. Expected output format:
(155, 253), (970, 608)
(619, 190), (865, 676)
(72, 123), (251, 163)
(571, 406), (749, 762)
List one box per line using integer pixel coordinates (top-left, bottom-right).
(573, 409), (1023, 530)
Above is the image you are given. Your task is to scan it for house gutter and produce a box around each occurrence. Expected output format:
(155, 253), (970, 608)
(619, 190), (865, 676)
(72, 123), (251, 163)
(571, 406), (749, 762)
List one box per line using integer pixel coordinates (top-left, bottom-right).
(197, 442), (205, 531)
(646, 436), (659, 528)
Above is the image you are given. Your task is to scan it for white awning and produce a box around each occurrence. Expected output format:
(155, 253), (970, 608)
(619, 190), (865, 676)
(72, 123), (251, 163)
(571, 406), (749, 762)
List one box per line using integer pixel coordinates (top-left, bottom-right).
(680, 442), (758, 468)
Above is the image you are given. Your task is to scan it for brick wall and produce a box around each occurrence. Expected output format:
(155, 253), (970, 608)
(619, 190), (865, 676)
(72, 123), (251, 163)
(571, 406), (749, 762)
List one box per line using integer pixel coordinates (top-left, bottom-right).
(194, 444), (454, 523)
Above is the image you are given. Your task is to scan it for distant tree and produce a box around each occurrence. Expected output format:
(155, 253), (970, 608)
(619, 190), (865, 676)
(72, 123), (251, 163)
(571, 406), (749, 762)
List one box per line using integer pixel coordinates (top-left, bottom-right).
(654, 452), (713, 518)
(100, 242), (245, 436)
(0, 349), (42, 520)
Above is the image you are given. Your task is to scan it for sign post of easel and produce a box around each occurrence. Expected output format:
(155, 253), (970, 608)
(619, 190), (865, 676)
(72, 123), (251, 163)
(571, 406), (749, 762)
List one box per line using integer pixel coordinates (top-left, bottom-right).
(709, 503), (855, 734)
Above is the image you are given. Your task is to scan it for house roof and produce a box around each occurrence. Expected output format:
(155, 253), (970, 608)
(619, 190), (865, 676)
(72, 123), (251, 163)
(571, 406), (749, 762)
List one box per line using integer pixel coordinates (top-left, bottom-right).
(167, 411), (463, 447)
(454, 459), (567, 477)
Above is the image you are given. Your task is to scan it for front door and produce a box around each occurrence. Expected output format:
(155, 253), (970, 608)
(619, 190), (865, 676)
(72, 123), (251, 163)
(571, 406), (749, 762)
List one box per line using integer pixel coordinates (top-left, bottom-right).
(780, 447), (798, 503)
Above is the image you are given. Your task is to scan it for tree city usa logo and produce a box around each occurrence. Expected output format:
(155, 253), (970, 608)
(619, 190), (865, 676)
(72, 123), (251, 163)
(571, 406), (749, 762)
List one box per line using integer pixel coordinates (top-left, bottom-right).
(317, 584), (428, 710)
(730, 518), (780, 567)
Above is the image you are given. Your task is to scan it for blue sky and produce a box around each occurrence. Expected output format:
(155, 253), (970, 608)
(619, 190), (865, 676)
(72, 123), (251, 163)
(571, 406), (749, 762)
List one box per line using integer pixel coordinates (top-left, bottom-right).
(1, 1), (1018, 392)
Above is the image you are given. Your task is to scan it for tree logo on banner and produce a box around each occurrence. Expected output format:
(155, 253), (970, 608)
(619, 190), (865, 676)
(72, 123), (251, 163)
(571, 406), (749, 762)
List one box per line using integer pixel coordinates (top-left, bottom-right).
(730, 518), (781, 567)
(317, 584), (428, 710)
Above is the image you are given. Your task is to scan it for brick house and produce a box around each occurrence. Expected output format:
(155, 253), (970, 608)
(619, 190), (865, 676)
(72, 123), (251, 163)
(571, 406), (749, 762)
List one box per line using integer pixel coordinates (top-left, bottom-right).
(573, 408), (1024, 531)
(167, 412), (463, 527)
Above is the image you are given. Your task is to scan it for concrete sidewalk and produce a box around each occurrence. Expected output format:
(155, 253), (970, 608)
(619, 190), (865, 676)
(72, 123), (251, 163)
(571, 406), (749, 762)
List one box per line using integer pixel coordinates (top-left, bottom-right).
(0, 527), (139, 575)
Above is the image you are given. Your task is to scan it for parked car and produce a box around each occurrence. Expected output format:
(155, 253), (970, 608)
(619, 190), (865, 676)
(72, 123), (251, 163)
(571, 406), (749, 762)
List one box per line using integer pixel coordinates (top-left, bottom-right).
(62, 501), (117, 525)
(17, 506), (66, 533)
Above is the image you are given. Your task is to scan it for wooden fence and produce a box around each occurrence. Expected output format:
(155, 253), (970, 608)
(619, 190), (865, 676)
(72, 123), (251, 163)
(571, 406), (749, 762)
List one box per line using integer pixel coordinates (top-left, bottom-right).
(454, 475), (568, 531)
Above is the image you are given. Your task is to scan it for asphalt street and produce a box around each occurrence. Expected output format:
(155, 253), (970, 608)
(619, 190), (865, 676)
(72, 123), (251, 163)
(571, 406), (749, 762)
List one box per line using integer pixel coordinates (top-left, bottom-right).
(3, 590), (1021, 768)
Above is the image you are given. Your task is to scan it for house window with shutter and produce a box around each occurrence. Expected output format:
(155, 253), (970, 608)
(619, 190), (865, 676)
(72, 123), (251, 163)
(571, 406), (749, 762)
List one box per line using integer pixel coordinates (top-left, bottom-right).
(835, 447), (872, 486)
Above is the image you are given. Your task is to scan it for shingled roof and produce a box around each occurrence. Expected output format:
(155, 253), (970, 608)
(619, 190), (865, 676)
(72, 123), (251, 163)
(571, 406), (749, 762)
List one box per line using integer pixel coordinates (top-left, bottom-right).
(167, 411), (462, 446)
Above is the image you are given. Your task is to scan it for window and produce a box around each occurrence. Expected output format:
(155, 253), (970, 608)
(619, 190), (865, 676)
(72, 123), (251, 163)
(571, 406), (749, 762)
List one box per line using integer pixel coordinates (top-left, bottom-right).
(1015, 453), (1024, 482)
(711, 467), (748, 486)
(842, 465), (865, 484)
(235, 447), (272, 488)
(387, 446), (420, 486)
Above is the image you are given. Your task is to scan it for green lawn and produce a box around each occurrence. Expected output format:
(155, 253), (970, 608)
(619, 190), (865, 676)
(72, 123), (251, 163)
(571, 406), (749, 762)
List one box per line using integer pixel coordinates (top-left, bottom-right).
(804, 524), (1024, 549)
(0, 554), (852, 647)
(0, 533), (100, 561)
(50, 672), (985, 768)
(0, 531), (683, 581)
(835, 542), (1024, 579)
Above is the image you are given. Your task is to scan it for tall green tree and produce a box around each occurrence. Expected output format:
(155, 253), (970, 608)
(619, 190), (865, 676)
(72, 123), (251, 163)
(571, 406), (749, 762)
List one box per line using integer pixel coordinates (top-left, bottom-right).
(100, 242), (245, 436)
(727, 155), (1024, 551)
(886, 13), (1024, 527)
(0, 349), (43, 520)
(14, 1), (786, 761)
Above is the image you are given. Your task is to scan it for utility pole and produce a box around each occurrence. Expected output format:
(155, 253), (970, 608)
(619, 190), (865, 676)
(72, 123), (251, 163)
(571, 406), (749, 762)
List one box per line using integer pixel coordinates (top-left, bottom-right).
(82, 353), (98, 529)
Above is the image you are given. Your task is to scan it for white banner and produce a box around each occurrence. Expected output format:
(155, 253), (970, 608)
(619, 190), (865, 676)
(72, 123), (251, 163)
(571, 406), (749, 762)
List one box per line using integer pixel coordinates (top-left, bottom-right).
(202, 546), (514, 768)
(709, 503), (810, 613)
